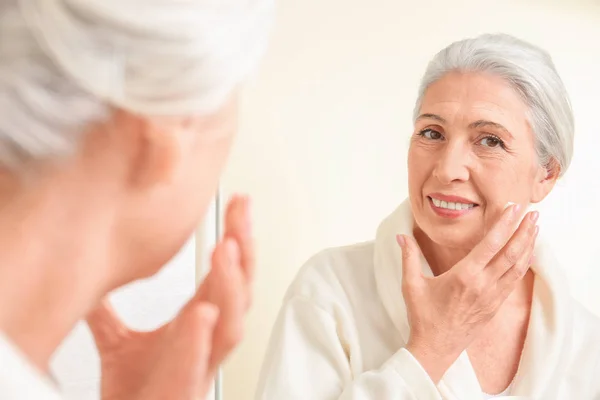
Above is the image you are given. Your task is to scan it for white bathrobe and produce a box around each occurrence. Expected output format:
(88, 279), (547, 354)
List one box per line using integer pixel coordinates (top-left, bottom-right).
(0, 333), (61, 399)
(255, 200), (600, 400)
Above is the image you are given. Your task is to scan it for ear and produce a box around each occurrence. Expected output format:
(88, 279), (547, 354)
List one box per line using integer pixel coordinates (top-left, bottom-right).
(530, 158), (560, 203)
(127, 114), (184, 189)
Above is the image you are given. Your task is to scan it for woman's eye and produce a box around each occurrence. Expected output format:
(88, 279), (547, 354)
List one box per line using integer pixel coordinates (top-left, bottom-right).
(420, 129), (443, 140)
(480, 136), (503, 148)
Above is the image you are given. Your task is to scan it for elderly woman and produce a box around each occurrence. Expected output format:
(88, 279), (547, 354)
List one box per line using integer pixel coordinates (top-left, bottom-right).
(256, 34), (600, 399)
(0, 0), (272, 399)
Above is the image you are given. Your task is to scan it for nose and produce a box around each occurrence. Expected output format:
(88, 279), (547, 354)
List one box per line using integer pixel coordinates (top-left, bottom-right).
(433, 141), (470, 185)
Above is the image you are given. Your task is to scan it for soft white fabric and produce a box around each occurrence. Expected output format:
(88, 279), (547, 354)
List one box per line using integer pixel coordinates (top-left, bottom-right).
(256, 199), (600, 400)
(0, 333), (61, 400)
(18, 0), (274, 116)
(483, 383), (512, 399)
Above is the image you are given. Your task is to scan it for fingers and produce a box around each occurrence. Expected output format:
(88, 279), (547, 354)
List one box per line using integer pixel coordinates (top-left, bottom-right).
(207, 238), (246, 371)
(171, 302), (219, 400)
(224, 195), (255, 281)
(183, 302), (220, 370)
(397, 234), (424, 286)
(189, 303), (219, 396)
(468, 204), (528, 268)
(85, 299), (130, 351)
(186, 195), (253, 375)
(485, 211), (539, 280)
(497, 225), (539, 294)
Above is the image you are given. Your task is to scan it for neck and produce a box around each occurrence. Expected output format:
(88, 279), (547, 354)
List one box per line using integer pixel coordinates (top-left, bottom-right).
(0, 167), (116, 372)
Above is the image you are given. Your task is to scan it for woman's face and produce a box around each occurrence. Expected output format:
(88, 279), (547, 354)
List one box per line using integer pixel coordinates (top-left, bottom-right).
(408, 71), (555, 249)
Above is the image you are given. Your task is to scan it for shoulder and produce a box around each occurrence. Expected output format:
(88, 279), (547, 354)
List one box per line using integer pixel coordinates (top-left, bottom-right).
(284, 241), (377, 312)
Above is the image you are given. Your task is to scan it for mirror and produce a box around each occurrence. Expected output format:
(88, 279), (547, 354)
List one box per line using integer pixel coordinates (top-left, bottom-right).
(221, 0), (600, 399)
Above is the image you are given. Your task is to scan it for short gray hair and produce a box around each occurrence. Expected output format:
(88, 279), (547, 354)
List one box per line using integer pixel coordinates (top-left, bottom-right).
(0, 0), (273, 169)
(413, 33), (574, 176)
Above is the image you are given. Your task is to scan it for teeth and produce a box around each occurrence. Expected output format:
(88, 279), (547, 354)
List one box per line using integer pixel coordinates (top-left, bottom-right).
(431, 197), (474, 210)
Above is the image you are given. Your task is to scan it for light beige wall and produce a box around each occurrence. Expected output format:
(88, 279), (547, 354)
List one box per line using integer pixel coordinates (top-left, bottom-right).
(220, 0), (600, 398)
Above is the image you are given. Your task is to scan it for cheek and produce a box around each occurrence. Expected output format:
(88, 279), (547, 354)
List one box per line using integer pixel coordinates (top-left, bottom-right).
(188, 137), (231, 194)
(192, 135), (233, 182)
(474, 158), (537, 219)
(407, 145), (432, 190)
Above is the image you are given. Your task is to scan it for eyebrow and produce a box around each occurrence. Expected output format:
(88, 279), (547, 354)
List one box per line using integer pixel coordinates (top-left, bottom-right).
(468, 120), (514, 139)
(416, 113), (514, 139)
(416, 113), (446, 123)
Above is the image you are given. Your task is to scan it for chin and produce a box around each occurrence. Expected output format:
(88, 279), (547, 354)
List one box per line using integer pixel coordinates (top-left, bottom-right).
(428, 228), (479, 249)
(416, 214), (482, 250)
(413, 195), (485, 248)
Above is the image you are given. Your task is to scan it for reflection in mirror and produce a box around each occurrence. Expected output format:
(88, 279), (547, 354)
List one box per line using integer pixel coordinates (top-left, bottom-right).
(220, 1), (600, 399)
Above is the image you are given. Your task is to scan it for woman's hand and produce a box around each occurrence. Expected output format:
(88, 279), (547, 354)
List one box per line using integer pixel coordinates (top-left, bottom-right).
(196, 195), (255, 370)
(398, 204), (538, 382)
(85, 196), (254, 400)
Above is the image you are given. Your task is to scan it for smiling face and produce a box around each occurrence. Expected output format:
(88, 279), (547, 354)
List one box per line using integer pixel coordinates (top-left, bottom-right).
(408, 71), (557, 249)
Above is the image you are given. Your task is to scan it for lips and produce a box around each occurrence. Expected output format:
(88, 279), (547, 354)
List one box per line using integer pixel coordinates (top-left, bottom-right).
(426, 193), (479, 218)
(430, 197), (474, 210)
(427, 193), (478, 205)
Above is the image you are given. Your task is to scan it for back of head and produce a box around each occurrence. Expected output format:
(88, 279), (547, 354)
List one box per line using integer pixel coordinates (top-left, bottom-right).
(0, 0), (273, 168)
(413, 33), (574, 177)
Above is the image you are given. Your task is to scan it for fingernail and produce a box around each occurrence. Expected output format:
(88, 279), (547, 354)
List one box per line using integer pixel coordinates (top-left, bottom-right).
(530, 211), (539, 222)
(396, 234), (406, 248)
(512, 204), (521, 215)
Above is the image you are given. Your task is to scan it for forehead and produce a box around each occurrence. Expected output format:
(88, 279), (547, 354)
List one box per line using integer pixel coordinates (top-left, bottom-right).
(419, 71), (530, 132)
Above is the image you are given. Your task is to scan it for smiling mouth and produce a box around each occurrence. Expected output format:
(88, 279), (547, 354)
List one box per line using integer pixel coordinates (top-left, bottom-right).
(427, 196), (479, 211)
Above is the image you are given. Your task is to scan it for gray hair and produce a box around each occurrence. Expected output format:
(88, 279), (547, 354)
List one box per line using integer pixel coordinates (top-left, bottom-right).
(413, 33), (574, 176)
(0, 0), (273, 168)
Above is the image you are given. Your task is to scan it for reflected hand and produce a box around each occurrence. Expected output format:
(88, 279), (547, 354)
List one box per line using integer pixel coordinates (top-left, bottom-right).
(399, 204), (538, 382)
(86, 195), (254, 400)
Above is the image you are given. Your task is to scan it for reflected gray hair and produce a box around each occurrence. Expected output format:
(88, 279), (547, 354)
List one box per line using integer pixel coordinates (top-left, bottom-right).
(0, 0), (273, 168)
(413, 33), (574, 176)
